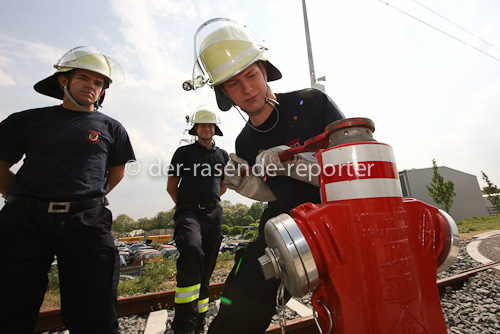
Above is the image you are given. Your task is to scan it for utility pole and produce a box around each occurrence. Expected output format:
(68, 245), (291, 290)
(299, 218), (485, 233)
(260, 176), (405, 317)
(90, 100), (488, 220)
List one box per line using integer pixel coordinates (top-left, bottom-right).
(302, 0), (325, 91)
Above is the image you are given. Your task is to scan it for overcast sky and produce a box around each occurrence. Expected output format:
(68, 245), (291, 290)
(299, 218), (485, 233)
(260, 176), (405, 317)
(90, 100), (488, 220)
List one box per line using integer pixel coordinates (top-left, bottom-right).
(1, 0), (499, 220)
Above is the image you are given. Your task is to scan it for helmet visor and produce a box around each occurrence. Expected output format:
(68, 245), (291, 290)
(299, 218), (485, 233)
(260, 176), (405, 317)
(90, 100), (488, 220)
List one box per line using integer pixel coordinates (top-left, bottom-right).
(192, 18), (268, 87)
(55, 46), (125, 84)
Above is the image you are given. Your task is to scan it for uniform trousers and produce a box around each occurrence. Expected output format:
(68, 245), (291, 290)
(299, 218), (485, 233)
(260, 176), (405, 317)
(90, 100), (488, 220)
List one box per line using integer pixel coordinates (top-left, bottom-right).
(172, 204), (223, 333)
(0, 203), (119, 334)
(208, 206), (291, 334)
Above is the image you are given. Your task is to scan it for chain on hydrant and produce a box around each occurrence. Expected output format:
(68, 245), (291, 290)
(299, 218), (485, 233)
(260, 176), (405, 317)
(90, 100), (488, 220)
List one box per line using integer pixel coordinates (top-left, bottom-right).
(259, 118), (460, 334)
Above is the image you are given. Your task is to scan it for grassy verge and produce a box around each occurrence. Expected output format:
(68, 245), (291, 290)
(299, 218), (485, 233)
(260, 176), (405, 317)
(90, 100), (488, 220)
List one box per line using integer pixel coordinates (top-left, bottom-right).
(456, 214), (500, 236)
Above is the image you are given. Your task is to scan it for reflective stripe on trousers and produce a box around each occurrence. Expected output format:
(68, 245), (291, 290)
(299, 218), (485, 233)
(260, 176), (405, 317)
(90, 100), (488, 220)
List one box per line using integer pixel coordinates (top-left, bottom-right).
(198, 297), (209, 313)
(175, 284), (201, 304)
(175, 285), (209, 314)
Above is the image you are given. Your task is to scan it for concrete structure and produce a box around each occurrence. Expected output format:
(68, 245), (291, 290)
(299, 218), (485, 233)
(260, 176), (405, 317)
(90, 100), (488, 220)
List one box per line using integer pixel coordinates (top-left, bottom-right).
(399, 167), (489, 221)
(483, 195), (500, 215)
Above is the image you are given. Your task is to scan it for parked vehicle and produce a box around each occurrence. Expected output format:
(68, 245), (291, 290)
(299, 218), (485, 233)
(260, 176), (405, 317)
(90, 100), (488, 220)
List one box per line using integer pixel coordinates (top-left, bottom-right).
(119, 251), (131, 264)
(131, 250), (163, 266)
(160, 246), (178, 259)
(115, 240), (129, 247)
(118, 245), (130, 253)
(128, 243), (147, 252)
(119, 255), (127, 267)
(235, 242), (250, 253)
(159, 244), (176, 249)
(219, 243), (236, 253)
(129, 246), (154, 264)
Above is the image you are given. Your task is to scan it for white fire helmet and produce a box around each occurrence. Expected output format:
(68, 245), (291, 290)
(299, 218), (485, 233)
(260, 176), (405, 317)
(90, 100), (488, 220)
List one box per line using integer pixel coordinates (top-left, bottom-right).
(188, 105), (223, 136)
(186, 18), (281, 111)
(34, 46), (124, 105)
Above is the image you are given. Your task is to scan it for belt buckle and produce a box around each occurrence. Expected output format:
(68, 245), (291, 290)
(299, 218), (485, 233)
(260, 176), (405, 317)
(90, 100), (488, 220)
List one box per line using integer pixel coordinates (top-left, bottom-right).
(48, 201), (71, 213)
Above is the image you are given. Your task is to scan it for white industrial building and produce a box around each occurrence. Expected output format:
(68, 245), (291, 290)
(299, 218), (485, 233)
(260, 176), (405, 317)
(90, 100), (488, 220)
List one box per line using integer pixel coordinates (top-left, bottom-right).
(399, 167), (489, 221)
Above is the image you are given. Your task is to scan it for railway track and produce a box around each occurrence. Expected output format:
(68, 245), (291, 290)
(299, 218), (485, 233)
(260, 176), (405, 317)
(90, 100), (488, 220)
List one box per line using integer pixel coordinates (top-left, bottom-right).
(34, 259), (500, 333)
(35, 284), (225, 333)
(437, 260), (500, 294)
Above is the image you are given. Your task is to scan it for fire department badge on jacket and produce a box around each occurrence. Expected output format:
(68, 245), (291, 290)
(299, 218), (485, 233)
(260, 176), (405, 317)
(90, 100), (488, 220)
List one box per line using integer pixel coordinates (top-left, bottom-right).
(87, 130), (101, 143)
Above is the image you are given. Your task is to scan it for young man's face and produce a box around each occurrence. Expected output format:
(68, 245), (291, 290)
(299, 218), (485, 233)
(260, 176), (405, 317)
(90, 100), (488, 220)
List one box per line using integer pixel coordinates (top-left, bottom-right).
(195, 123), (215, 140)
(58, 69), (106, 110)
(221, 62), (268, 115)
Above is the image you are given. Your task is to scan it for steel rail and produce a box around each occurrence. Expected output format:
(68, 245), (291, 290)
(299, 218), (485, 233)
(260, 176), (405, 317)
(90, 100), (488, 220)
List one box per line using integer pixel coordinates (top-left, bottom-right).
(437, 260), (500, 294)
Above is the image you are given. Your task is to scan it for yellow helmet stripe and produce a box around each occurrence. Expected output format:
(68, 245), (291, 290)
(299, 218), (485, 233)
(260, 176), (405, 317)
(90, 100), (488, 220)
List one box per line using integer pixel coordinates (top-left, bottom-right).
(64, 60), (111, 78)
(210, 45), (259, 79)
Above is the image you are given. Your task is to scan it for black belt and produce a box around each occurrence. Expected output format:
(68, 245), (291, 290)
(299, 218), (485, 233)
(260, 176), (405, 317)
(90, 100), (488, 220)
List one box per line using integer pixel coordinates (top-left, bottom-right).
(179, 202), (218, 210)
(5, 195), (108, 213)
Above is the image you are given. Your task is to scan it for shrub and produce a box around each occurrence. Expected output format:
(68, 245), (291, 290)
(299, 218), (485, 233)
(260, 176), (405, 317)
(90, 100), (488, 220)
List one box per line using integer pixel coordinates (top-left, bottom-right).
(118, 256), (177, 295)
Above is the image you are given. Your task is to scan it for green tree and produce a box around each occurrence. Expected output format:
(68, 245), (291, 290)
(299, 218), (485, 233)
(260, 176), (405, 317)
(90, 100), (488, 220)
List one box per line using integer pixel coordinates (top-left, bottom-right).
(248, 202), (266, 220)
(221, 200), (235, 226)
(150, 210), (175, 230)
(112, 218), (125, 233)
(137, 217), (150, 231)
(243, 222), (259, 241)
(240, 215), (255, 226)
(481, 171), (500, 212)
(112, 214), (136, 233)
(221, 224), (230, 235)
(232, 203), (250, 226)
(221, 201), (250, 226)
(230, 225), (243, 236)
(243, 229), (257, 241)
(426, 159), (456, 213)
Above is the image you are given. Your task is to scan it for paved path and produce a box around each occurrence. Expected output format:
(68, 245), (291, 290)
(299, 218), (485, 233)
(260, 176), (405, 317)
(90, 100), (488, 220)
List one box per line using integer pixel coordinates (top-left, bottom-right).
(466, 230), (500, 270)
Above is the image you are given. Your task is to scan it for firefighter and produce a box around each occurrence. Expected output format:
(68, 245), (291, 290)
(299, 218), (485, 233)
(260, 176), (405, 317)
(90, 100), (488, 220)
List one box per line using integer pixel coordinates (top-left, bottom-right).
(166, 106), (229, 334)
(0, 46), (135, 333)
(184, 18), (345, 333)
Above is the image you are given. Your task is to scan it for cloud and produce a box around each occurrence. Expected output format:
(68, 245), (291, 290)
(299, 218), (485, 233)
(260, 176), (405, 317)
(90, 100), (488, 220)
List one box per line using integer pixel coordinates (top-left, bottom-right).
(110, 0), (192, 89)
(0, 34), (63, 66)
(0, 67), (15, 87)
(0, 34), (68, 91)
(104, 0), (223, 167)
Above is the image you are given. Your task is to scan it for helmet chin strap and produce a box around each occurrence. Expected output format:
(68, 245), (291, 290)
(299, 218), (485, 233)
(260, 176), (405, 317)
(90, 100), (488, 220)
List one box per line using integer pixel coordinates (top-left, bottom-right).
(63, 86), (97, 113)
(264, 85), (279, 107)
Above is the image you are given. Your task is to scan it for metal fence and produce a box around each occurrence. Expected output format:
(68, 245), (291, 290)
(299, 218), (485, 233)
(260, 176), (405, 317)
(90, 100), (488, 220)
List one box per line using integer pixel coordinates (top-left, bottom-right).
(120, 265), (143, 277)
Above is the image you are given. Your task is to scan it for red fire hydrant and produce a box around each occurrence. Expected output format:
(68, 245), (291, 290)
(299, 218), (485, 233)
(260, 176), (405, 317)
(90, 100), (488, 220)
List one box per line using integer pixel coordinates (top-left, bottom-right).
(259, 118), (459, 334)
